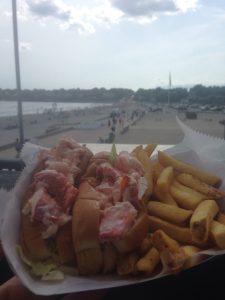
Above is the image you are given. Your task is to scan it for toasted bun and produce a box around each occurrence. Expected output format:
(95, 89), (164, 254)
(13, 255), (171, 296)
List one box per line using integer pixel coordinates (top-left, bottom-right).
(21, 213), (77, 266)
(72, 180), (151, 273)
(55, 221), (76, 265)
(113, 213), (150, 253)
(19, 140), (94, 269)
(76, 248), (103, 275)
(72, 198), (103, 274)
(72, 199), (101, 252)
(73, 182), (119, 275)
(78, 181), (103, 201)
(20, 214), (51, 261)
(102, 243), (118, 274)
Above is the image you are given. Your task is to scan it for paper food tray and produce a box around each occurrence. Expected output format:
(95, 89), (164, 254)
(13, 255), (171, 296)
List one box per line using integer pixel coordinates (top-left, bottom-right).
(2, 118), (225, 295)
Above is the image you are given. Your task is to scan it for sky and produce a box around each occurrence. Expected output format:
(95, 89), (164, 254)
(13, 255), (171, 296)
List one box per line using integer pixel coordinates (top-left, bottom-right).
(0, 0), (225, 90)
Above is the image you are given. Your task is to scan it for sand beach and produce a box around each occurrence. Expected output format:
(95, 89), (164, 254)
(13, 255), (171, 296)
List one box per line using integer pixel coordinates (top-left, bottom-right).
(0, 102), (225, 159)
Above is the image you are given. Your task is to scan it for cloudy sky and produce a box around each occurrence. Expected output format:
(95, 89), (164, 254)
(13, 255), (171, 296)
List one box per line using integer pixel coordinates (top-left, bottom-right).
(0, 0), (225, 90)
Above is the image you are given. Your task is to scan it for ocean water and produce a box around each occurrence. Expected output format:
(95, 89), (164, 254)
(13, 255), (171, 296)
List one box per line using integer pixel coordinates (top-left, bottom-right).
(0, 101), (112, 117)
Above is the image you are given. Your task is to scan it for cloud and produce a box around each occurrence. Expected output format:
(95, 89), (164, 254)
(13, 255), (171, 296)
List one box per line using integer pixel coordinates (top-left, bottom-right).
(23, 0), (123, 34)
(110, 0), (178, 17)
(109, 0), (199, 21)
(15, 0), (199, 34)
(175, 0), (199, 13)
(28, 0), (70, 21)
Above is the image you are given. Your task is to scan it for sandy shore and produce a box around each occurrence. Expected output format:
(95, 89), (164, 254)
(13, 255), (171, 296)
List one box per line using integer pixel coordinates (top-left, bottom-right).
(0, 103), (225, 159)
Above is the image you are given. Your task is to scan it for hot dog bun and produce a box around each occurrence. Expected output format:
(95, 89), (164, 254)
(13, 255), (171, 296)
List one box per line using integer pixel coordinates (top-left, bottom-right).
(19, 138), (93, 269)
(20, 214), (51, 261)
(72, 199), (103, 275)
(19, 139), (151, 278)
(20, 214), (75, 265)
(72, 181), (150, 275)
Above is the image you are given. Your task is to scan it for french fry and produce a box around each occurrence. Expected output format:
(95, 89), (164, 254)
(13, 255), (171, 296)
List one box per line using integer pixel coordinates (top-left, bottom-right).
(147, 201), (193, 225)
(154, 185), (178, 207)
(136, 149), (152, 172)
(170, 180), (205, 210)
(216, 212), (225, 225)
(144, 144), (157, 157)
(152, 230), (187, 273)
(152, 229), (180, 252)
(139, 236), (153, 255)
(181, 245), (201, 257)
(136, 246), (160, 274)
(148, 216), (198, 246)
(181, 245), (201, 269)
(176, 173), (225, 200)
(148, 215), (211, 248)
(158, 151), (221, 186)
(210, 220), (225, 249)
(142, 149), (225, 274)
(131, 145), (143, 157)
(190, 200), (219, 243)
(133, 148), (154, 198)
(152, 160), (164, 183)
(156, 166), (174, 194)
(132, 144), (156, 158)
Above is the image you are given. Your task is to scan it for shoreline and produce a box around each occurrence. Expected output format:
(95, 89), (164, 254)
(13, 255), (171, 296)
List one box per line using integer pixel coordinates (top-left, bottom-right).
(0, 104), (224, 159)
(0, 100), (113, 119)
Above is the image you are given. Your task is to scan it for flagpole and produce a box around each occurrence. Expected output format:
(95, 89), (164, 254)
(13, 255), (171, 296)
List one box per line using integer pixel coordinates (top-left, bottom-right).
(12, 0), (24, 144)
(167, 72), (171, 106)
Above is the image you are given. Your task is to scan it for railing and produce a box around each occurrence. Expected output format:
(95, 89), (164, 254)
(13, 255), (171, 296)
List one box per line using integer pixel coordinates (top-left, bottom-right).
(0, 159), (25, 190)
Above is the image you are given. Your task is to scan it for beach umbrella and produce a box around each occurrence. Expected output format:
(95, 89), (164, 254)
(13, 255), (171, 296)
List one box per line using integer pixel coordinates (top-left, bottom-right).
(12, 0), (24, 145)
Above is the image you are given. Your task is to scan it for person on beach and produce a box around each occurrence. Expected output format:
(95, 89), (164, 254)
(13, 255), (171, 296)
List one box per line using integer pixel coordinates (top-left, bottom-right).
(15, 138), (22, 158)
(107, 129), (115, 143)
(98, 137), (104, 143)
(98, 128), (115, 143)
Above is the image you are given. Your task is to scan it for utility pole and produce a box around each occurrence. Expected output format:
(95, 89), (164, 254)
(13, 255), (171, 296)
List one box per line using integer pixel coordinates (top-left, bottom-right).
(12, 0), (24, 144)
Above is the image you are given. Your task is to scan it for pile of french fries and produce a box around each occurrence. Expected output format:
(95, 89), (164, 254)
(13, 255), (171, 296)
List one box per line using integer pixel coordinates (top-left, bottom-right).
(117, 145), (225, 277)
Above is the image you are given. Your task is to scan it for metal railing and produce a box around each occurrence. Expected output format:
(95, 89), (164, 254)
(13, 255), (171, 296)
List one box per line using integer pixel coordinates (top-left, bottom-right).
(0, 159), (25, 190)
